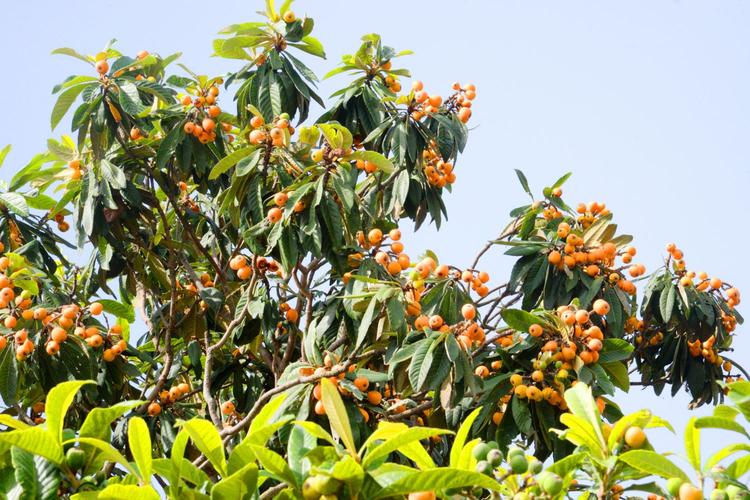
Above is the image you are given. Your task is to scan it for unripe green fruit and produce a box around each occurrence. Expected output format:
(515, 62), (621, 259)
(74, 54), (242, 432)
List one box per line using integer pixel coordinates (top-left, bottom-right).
(486, 449), (503, 467)
(528, 458), (543, 474)
(472, 442), (490, 461)
(667, 478), (684, 497)
(509, 454), (528, 474)
(486, 440), (499, 450)
(476, 460), (493, 475)
(711, 489), (729, 500)
(507, 445), (524, 460)
(62, 428), (76, 451)
(65, 447), (86, 471)
(541, 473), (563, 496)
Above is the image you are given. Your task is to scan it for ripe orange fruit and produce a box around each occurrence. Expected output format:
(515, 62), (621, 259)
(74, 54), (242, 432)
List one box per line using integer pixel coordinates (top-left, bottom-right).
(285, 309), (299, 323)
(45, 341), (59, 355)
(624, 426), (646, 448)
(237, 266), (252, 280)
(354, 376), (369, 392)
(229, 255), (247, 271)
(95, 60), (109, 74)
(221, 401), (235, 415)
(368, 228), (383, 245)
(147, 402), (161, 416)
(207, 105), (221, 118)
(102, 348), (116, 362)
(274, 192), (288, 207)
(408, 492), (436, 500)
(548, 250), (562, 265)
(89, 302), (104, 315)
(267, 207), (283, 223)
(592, 299), (610, 316)
(282, 10), (296, 22)
(428, 315), (444, 330)
(3, 316), (16, 329)
(367, 391), (382, 405)
(314, 400), (326, 415)
(475, 365), (490, 378)
(461, 304), (476, 321)
(50, 327), (67, 343)
(529, 324), (543, 337)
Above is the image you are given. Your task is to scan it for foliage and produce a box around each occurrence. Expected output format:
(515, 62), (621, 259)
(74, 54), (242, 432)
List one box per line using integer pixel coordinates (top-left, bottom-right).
(0, 1), (746, 498)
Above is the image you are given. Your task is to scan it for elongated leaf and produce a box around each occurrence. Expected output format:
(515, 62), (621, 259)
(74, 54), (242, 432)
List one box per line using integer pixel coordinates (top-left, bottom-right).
(46, 380), (94, 444)
(320, 378), (356, 456)
(128, 416), (152, 481)
(69, 437), (138, 476)
(0, 428), (64, 464)
(181, 418), (227, 476)
(0, 192), (29, 216)
(92, 484), (160, 499)
(450, 407), (481, 467)
(51, 84), (90, 130)
(80, 400), (142, 440)
(249, 444), (296, 487)
(211, 462), (258, 500)
(684, 417), (700, 472)
(363, 427), (452, 469)
(618, 450), (688, 482)
(563, 383), (605, 447)
(373, 468), (502, 498)
(209, 146), (257, 179)
(694, 416), (749, 437)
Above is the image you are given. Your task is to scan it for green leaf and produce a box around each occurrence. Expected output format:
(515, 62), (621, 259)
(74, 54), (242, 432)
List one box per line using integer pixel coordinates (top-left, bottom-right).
(348, 150), (394, 174)
(684, 417), (700, 472)
(46, 380), (94, 444)
(80, 400), (143, 440)
(211, 462), (258, 500)
(450, 407), (481, 467)
(618, 450), (689, 482)
(128, 416), (152, 482)
(705, 443), (750, 471)
(694, 416), (749, 438)
(100, 159), (127, 190)
(96, 299), (135, 323)
(12, 446), (61, 500)
(209, 146), (257, 180)
(558, 413), (605, 458)
(501, 309), (547, 333)
(0, 144), (10, 168)
(514, 169), (532, 196)
(373, 468), (502, 498)
(69, 437), (138, 476)
(0, 192), (29, 216)
(249, 444), (297, 487)
(320, 378), (357, 457)
(659, 283), (676, 322)
(181, 418), (227, 476)
(51, 84), (90, 130)
(563, 383), (606, 447)
(0, 428), (64, 464)
(51, 47), (91, 64)
(90, 484), (160, 500)
(363, 427), (452, 469)
(355, 297), (378, 351)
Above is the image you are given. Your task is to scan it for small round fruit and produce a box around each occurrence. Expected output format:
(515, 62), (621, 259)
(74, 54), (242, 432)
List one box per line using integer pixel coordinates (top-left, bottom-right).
(221, 401), (235, 415)
(407, 493), (436, 500)
(472, 442), (490, 461)
(476, 460), (493, 475)
(65, 447), (86, 471)
(541, 473), (563, 495)
(461, 303), (476, 321)
(95, 60), (109, 74)
(89, 302), (104, 315)
(486, 448), (503, 467)
(679, 483), (703, 500)
(147, 402), (161, 416)
(624, 426), (646, 448)
(592, 299), (610, 315)
(509, 454), (528, 474)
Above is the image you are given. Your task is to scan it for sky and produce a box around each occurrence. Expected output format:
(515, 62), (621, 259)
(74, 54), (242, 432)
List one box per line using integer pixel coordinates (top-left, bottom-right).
(2, 0), (749, 468)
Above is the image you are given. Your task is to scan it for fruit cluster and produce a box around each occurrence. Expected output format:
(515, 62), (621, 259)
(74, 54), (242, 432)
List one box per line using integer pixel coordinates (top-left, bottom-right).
(421, 145), (456, 188)
(229, 254), (282, 281)
(181, 84), (232, 144)
(248, 113), (294, 147)
(548, 233), (643, 295)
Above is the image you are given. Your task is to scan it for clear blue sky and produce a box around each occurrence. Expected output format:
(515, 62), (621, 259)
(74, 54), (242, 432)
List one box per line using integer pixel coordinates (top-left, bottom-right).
(2, 0), (748, 464)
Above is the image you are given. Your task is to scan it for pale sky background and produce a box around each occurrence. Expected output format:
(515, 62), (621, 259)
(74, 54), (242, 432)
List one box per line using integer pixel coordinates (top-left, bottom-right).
(2, 0), (749, 470)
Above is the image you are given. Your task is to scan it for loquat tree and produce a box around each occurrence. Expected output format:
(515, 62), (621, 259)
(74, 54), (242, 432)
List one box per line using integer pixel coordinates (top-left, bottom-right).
(0, 2), (746, 499)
